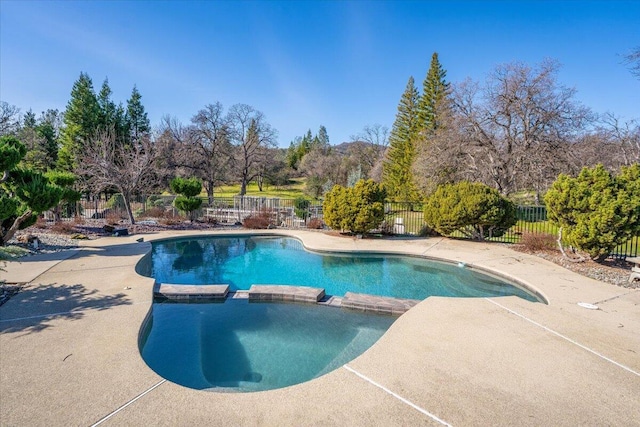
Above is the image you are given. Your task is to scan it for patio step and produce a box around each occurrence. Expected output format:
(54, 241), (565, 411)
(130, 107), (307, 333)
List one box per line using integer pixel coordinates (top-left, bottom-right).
(341, 292), (420, 315)
(248, 285), (325, 303)
(154, 284), (229, 301)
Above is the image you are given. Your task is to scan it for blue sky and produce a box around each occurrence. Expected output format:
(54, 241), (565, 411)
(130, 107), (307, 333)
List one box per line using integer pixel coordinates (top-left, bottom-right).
(1, 0), (638, 146)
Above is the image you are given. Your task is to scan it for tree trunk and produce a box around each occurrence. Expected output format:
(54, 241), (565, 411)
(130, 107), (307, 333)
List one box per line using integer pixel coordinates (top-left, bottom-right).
(1, 210), (33, 246)
(239, 178), (248, 196)
(122, 192), (136, 225)
(257, 174), (264, 192)
(206, 184), (214, 206)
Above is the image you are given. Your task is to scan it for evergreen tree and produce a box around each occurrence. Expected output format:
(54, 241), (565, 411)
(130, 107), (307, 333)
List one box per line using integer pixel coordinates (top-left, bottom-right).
(58, 72), (100, 171)
(97, 78), (128, 142)
(37, 109), (62, 169)
(23, 110), (37, 128)
(382, 76), (421, 202)
(1, 136), (62, 245)
(126, 85), (150, 143)
(318, 125), (329, 146)
(97, 79), (117, 130)
(418, 52), (450, 133)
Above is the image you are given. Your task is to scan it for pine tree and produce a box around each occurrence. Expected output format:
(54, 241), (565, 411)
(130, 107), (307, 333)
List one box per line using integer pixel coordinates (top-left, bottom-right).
(58, 72), (100, 171)
(418, 52), (450, 133)
(126, 85), (150, 143)
(382, 76), (421, 202)
(314, 125), (330, 152)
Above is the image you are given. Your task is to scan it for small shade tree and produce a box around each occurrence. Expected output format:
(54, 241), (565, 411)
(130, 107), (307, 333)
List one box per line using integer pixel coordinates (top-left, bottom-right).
(323, 179), (386, 235)
(1, 136), (62, 245)
(423, 181), (517, 240)
(544, 164), (640, 261)
(170, 177), (203, 222)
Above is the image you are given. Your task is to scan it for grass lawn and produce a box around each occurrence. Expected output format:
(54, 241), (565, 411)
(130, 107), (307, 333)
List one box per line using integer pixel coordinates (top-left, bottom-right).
(214, 178), (312, 200)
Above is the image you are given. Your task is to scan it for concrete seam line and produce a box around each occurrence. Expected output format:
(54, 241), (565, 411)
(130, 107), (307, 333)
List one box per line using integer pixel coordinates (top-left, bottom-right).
(485, 298), (640, 377)
(90, 379), (166, 427)
(343, 365), (452, 426)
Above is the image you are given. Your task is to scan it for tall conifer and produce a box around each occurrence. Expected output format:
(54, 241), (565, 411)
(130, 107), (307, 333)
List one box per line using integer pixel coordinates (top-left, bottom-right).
(382, 76), (421, 202)
(126, 85), (150, 143)
(57, 72), (100, 171)
(418, 52), (450, 133)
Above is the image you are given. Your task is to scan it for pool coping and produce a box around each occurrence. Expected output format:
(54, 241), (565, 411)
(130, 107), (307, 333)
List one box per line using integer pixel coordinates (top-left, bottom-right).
(1, 229), (638, 426)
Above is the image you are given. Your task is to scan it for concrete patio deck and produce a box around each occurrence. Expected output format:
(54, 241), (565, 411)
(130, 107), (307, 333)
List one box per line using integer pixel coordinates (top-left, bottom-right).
(1, 229), (638, 426)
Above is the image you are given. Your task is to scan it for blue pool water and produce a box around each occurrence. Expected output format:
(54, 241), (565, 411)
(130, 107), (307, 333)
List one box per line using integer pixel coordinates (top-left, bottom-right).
(139, 235), (540, 392)
(141, 235), (538, 301)
(140, 299), (395, 392)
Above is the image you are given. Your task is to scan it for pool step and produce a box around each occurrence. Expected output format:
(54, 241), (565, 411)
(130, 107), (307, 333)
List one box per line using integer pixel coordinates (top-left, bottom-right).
(341, 292), (420, 315)
(248, 285), (325, 303)
(154, 284), (229, 301)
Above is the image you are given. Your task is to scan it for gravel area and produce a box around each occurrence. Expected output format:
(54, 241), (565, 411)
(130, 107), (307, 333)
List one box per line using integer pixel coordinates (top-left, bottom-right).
(512, 246), (639, 289)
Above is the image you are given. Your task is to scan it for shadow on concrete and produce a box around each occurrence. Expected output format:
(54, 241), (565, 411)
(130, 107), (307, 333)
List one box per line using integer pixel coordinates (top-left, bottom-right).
(0, 282), (131, 335)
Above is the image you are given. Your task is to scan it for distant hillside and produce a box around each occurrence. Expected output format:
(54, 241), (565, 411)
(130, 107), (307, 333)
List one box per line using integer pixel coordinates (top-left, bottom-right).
(331, 140), (368, 154)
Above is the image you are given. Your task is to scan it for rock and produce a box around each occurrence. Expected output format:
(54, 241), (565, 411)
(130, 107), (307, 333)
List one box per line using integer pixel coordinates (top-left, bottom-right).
(103, 225), (115, 233)
(113, 228), (128, 236)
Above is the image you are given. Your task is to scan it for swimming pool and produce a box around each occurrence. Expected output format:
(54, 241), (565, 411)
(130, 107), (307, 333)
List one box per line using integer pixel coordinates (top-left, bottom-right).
(140, 299), (395, 392)
(139, 235), (539, 301)
(138, 235), (540, 392)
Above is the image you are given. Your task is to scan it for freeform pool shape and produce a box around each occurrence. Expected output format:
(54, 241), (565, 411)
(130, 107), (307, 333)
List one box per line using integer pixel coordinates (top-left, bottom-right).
(140, 299), (396, 392)
(139, 235), (539, 301)
(138, 235), (541, 392)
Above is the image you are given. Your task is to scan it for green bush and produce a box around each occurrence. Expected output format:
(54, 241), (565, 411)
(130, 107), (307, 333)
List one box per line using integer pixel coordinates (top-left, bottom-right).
(106, 193), (126, 210)
(423, 181), (517, 240)
(170, 177), (202, 198)
(294, 196), (310, 220)
(1, 136), (62, 245)
(45, 171), (81, 220)
(170, 177), (203, 221)
(323, 179), (386, 235)
(173, 195), (203, 221)
(544, 164), (640, 261)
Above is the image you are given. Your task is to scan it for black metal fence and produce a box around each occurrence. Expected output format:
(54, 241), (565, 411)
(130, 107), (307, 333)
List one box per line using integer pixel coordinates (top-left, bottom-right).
(58, 194), (638, 259)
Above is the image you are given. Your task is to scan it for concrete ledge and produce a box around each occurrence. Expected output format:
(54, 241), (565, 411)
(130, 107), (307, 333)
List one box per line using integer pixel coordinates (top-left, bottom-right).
(341, 292), (420, 315)
(154, 284), (229, 301)
(248, 285), (325, 303)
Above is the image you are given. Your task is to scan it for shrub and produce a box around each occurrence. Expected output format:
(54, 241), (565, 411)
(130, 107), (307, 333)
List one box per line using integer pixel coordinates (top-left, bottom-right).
(106, 193), (126, 210)
(307, 218), (324, 229)
(50, 221), (77, 234)
(323, 179), (386, 235)
(544, 164), (640, 261)
(174, 195), (203, 222)
(519, 232), (557, 252)
(170, 177), (203, 222)
(170, 177), (202, 198)
(44, 171), (81, 221)
(423, 181), (517, 240)
(294, 196), (310, 220)
(138, 206), (166, 219)
(243, 210), (275, 229)
(105, 211), (123, 225)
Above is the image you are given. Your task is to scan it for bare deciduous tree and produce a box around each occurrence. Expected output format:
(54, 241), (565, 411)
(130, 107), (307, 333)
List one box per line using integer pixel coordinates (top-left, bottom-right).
(349, 123), (389, 180)
(623, 46), (640, 79)
(78, 130), (163, 224)
(599, 113), (640, 166)
(227, 104), (277, 195)
(0, 102), (20, 136)
(442, 60), (591, 196)
(185, 103), (233, 203)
